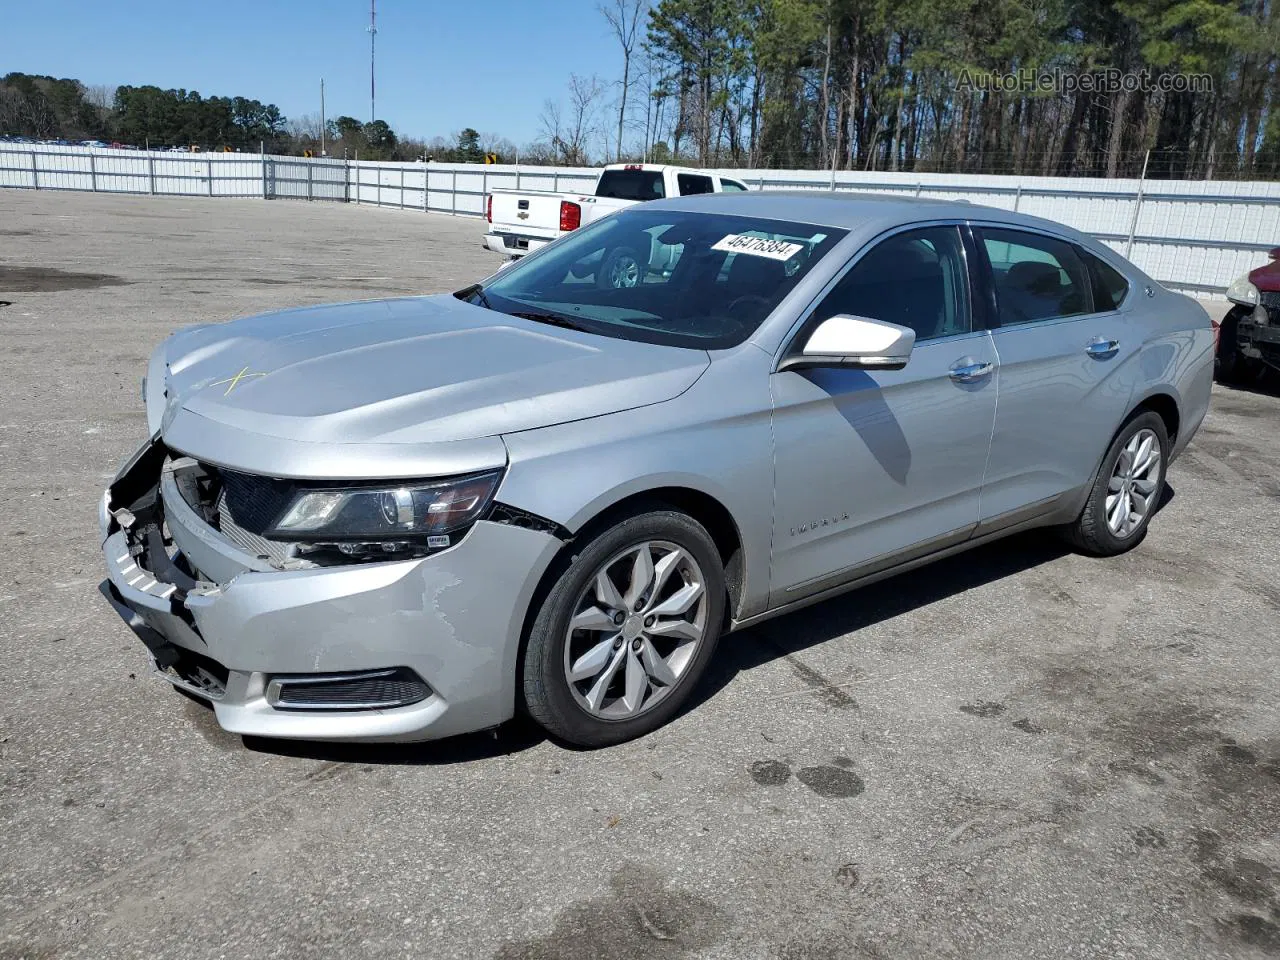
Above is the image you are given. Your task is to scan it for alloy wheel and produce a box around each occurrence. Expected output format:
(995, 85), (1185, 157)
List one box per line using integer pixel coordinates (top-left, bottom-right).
(563, 540), (708, 720)
(1106, 427), (1161, 537)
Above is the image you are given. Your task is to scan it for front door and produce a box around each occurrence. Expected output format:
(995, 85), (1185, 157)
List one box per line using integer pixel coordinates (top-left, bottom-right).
(769, 225), (998, 606)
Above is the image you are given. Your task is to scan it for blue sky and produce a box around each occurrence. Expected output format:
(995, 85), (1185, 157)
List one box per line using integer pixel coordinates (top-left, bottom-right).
(5, 0), (624, 144)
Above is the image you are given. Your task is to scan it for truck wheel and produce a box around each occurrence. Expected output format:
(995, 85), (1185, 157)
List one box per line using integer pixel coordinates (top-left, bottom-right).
(521, 508), (725, 747)
(596, 246), (644, 289)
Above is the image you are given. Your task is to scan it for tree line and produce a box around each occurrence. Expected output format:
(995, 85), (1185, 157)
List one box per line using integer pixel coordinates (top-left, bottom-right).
(6, 0), (1280, 185)
(0, 72), (523, 163)
(615, 0), (1280, 179)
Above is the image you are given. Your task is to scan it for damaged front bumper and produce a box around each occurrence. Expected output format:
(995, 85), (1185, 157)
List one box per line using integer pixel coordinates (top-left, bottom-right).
(98, 438), (563, 742)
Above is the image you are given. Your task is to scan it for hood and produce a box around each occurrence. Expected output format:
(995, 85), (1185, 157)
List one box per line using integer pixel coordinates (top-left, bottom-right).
(1248, 250), (1280, 292)
(153, 295), (709, 446)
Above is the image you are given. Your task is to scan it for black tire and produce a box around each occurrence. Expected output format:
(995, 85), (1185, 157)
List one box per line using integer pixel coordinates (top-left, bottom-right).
(1062, 410), (1169, 557)
(595, 245), (644, 290)
(522, 508), (726, 747)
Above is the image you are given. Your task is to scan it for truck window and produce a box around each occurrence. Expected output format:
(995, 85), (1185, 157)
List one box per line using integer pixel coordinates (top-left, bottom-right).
(596, 169), (666, 201)
(677, 173), (715, 196)
(720, 179), (748, 192)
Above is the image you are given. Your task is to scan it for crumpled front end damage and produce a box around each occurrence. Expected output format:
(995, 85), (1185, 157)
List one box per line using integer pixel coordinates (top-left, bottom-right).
(98, 438), (564, 742)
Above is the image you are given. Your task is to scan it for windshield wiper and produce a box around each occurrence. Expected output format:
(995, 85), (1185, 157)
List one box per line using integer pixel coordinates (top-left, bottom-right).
(510, 310), (591, 332)
(453, 282), (492, 309)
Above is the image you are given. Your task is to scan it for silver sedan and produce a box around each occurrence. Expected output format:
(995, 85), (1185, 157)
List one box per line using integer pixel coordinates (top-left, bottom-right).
(99, 192), (1214, 747)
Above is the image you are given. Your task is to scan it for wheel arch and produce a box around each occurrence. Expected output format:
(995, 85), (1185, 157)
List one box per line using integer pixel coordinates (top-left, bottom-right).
(513, 479), (747, 683)
(1128, 390), (1181, 447)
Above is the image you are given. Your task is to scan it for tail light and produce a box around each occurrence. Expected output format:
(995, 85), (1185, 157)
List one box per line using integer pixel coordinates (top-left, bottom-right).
(486, 194), (492, 223)
(559, 200), (581, 232)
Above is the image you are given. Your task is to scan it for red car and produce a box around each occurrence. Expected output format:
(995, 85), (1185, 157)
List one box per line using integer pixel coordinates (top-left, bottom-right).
(1219, 248), (1280, 381)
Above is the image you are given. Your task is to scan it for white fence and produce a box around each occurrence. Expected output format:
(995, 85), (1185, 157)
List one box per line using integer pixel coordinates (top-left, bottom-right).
(4, 143), (1278, 298)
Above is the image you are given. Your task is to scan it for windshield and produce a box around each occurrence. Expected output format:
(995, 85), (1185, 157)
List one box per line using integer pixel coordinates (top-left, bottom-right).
(472, 209), (846, 349)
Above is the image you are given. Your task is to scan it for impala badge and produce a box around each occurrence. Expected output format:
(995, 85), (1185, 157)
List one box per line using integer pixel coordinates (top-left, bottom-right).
(791, 512), (850, 536)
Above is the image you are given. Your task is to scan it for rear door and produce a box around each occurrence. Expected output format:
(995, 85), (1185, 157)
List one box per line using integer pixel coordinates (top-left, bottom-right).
(973, 225), (1137, 526)
(768, 224), (998, 603)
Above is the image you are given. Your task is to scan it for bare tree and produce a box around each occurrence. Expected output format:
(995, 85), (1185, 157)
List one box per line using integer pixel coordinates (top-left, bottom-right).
(598, 0), (646, 162)
(285, 112), (324, 140)
(539, 73), (603, 165)
(479, 131), (519, 160)
(84, 84), (117, 111)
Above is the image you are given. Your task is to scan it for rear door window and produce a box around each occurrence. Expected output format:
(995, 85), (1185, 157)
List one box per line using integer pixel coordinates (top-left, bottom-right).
(595, 169), (666, 201)
(980, 228), (1092, 325)
(677, 173), (715, 196)
(1083, 251), (1130, 311)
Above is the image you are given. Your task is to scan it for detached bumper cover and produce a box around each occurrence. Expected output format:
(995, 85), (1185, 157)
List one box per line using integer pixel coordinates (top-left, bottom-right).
(98, 440), (563, 742)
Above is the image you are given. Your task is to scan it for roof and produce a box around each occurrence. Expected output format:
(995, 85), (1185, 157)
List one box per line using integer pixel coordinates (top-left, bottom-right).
(642, 189), (1094, 247)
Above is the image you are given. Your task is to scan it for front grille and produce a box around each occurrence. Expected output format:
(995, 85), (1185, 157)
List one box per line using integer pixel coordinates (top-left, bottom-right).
(215, 488), (294, 566)
(219, 469), (295, 533)
(266, 667), (431, 711)
(1259, 291), (1280, 311)
(158, 646), (229, 700)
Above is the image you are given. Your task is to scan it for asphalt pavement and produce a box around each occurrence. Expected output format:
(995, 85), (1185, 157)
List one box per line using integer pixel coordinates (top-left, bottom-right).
(1, 190), (1277, 960)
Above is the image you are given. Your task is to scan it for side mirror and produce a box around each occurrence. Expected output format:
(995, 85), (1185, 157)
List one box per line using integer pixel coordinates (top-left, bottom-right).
(780, 314), (916, 372)
(1269, 247), (1280, 261)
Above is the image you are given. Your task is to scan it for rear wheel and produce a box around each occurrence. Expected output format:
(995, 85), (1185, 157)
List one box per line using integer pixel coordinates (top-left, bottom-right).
(522, 509), (725, 747)
(1063, 411), (1168, 556)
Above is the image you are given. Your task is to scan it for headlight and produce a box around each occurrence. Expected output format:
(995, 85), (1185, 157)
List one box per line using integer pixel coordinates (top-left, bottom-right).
(268, 470), (503, 553)
(1226, 274), (1259, 307)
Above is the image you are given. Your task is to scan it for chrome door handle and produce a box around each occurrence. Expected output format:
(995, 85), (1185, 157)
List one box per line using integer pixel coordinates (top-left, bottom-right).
(949, 360), (993, 383)
(1086, 337), (1120, 359)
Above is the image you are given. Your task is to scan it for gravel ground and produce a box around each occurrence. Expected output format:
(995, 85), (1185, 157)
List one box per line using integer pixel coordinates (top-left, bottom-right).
(1, 190), (1277, 960)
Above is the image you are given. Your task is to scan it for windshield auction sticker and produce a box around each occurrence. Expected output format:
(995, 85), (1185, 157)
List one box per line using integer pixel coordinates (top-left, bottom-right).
(712, 234), (805, 261)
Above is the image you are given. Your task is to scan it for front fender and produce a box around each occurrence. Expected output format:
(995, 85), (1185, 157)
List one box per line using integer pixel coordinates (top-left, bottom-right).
(497, 349), (776, 619)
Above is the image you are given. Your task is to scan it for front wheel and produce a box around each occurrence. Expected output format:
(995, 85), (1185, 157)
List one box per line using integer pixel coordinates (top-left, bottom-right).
(521, 509), (725, 747)
(1062, 411), (1168, 556)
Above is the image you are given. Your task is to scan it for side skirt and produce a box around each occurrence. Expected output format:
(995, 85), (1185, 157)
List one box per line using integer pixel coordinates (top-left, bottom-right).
(729, 507), (1062, 634)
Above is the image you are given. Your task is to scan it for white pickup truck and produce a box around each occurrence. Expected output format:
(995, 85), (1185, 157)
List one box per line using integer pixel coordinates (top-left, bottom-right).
(484, 163), (749, 258)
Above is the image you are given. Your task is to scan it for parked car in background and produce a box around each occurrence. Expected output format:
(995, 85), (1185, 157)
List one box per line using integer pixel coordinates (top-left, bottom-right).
(1218, 247), (1280, 382)
(99, 193), (1212, 749)
(484, 163), (749, 260)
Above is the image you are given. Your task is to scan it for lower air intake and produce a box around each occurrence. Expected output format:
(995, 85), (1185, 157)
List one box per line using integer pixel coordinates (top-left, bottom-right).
(266, 667), (431, 712)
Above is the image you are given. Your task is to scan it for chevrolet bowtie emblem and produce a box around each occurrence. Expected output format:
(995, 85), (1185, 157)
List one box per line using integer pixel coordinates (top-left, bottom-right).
(208, 366), (268, 396)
